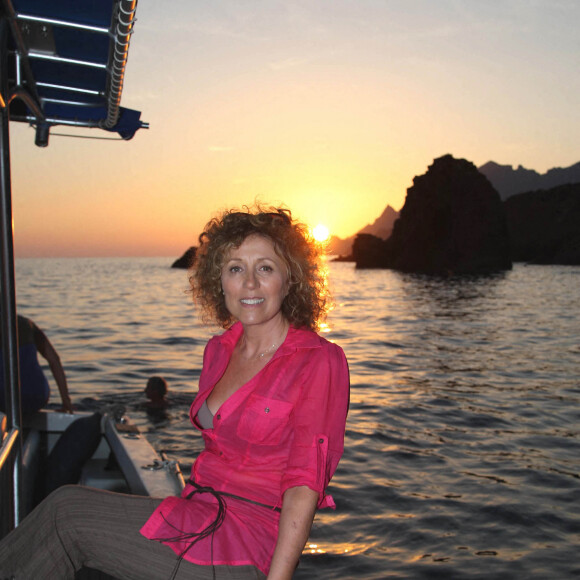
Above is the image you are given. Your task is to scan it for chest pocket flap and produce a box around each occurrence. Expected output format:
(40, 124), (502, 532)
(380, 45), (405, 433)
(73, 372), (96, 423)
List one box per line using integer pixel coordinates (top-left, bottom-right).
(236, 394), (293, 445)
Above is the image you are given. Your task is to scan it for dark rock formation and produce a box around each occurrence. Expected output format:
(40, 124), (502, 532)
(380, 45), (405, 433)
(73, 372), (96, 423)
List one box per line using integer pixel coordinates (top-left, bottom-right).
(351, 234), (388, 269)
(329, 204), (399, 260)
(171, 247), (197, 269)
(331, 253), (355, 263)
(479, 160), (580, 200)
(504, 183), (580, 264)
(353, 155), (512, 274)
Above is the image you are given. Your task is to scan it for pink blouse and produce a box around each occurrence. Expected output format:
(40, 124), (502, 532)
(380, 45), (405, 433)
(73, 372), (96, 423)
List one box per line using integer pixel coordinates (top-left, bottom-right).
(140, 323), (350, 575)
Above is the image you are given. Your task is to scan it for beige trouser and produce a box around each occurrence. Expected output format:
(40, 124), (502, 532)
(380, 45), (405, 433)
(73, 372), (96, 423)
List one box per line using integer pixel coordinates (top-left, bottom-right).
(0, 485), (266, 580)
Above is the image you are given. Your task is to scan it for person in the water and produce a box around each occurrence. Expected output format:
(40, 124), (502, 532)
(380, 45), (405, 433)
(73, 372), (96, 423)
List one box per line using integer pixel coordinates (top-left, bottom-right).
(144, 375), (169, 410)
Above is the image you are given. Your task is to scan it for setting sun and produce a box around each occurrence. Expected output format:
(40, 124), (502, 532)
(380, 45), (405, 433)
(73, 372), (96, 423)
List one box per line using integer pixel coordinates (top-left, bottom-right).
(312, 224), (330, 242)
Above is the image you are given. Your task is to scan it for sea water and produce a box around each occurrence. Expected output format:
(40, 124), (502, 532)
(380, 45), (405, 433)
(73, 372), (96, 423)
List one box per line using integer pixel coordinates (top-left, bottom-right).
(14, 258), (580, 579)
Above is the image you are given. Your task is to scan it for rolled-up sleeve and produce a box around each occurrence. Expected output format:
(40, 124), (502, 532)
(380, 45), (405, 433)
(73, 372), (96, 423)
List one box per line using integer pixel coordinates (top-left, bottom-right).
(280, 342), (350, 509)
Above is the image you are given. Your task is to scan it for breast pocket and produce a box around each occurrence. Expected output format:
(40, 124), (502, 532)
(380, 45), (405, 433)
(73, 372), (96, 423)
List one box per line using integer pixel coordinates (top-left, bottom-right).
(236, 394), (293, 445)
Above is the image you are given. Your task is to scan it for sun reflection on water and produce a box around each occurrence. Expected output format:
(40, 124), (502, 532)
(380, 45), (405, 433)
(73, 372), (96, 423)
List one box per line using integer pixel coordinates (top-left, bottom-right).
(304, 542), (368, 556)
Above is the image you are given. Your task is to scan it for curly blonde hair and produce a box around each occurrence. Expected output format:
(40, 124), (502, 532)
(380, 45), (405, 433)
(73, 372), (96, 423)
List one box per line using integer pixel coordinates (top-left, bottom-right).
(190, 206), (329, 331)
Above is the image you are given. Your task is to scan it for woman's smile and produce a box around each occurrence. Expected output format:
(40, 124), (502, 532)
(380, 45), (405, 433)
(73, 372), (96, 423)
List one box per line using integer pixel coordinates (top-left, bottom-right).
(240, 297), (265, 305)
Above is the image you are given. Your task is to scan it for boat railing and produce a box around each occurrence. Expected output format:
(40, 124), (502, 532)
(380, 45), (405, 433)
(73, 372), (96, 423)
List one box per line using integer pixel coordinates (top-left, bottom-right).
(0, 417), (20, 539)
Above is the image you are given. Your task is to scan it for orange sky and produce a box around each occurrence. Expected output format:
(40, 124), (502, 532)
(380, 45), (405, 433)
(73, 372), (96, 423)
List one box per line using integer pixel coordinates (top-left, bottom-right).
(10, 1), (580, 258)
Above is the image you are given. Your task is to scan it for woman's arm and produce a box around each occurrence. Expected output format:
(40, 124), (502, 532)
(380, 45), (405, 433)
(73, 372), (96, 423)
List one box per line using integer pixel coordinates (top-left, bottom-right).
(267, 485), (318, 580)
(33, 324), (73, 413)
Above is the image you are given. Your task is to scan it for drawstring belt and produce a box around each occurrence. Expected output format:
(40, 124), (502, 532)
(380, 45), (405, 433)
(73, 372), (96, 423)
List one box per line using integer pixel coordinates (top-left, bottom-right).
(155, 479), (280, 580)
(186, 479), (282, 512)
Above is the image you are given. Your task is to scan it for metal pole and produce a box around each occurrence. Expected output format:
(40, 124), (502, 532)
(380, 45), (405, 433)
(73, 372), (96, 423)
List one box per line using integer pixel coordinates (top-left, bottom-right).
(0, 16), (23, 530)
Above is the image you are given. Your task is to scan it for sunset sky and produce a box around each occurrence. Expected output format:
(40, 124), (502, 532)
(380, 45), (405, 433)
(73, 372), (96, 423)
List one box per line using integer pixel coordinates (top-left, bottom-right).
(10, 0), (579, 258)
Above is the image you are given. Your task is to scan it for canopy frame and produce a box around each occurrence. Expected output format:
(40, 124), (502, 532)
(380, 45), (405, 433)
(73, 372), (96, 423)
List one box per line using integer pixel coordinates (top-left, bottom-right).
(2, 0), (147, 146)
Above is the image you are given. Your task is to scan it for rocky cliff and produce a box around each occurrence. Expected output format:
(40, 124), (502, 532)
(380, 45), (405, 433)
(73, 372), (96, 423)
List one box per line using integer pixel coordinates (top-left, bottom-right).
(353, 155), (512, 274)
(504, 183), (580, 264)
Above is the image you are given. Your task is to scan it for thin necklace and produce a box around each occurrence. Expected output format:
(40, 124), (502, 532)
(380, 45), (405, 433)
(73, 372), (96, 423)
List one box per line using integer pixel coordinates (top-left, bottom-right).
(243, 323), (288, 360)
(256, 342), (278, 359)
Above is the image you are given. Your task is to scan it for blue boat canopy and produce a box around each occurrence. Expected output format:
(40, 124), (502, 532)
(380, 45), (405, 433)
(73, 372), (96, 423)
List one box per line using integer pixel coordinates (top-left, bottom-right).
(2, 0), (147, 146)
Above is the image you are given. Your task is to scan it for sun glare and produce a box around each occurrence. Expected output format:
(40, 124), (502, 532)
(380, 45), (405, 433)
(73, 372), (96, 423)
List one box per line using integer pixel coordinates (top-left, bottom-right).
(312, 223), (330, 243)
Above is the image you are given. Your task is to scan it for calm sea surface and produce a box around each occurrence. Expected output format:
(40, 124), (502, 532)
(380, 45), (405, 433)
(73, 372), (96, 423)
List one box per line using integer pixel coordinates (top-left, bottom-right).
(14, 258), (580, 579)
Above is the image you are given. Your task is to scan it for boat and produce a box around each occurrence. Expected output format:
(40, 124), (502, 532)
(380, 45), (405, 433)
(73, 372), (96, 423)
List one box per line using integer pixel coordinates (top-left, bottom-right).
(0, 0), (184, 567)
(2, 405), (185, 578)
(1, 405), (186, 520)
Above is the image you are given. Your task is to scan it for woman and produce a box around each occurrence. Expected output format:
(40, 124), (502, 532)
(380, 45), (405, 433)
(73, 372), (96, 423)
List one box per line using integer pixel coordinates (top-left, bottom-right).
(0, 207), (349, 580)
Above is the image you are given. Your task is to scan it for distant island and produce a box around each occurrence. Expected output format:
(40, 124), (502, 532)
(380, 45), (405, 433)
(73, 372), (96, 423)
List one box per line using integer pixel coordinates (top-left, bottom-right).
(171, 247), (196, 269)
(478, 160), (580, 200)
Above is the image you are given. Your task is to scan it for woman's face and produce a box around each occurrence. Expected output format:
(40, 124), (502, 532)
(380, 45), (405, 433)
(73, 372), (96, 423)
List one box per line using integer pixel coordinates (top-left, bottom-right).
(221, 234), (289, 329)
